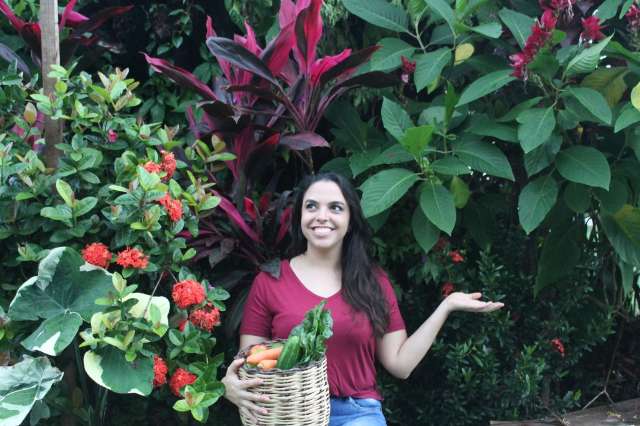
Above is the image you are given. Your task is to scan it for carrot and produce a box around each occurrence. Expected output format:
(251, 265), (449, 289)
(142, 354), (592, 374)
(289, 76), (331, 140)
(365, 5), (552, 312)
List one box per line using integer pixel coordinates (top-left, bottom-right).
(246, 347), (283, 365)
(249, 344), (268, 356)
(257, 359), (278, 371)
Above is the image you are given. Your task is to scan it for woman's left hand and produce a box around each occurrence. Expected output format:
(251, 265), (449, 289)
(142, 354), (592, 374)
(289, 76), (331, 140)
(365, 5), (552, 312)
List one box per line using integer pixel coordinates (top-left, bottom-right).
(443, 292), (504, 313)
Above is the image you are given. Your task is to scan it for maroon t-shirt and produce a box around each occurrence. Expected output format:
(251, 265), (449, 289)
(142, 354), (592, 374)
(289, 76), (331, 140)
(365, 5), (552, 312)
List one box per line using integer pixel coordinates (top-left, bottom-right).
(239, 259), (406, 400)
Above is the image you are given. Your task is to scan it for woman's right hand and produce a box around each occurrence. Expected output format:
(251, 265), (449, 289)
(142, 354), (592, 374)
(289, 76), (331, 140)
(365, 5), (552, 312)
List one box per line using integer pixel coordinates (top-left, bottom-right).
(221, 357), (270, 423)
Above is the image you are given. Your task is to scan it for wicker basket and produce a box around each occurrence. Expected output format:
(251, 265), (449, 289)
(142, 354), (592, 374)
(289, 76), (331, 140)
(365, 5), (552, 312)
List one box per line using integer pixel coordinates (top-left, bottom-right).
(237, 342), (330, 426)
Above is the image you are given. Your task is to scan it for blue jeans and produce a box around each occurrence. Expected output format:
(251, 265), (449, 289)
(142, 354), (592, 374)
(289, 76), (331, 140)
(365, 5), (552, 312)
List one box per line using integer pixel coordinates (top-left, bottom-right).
(329, 397), (387, 426)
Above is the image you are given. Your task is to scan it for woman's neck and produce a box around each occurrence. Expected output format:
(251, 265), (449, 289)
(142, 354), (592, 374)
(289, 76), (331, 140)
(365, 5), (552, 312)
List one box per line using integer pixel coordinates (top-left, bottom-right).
(299, 245), (342, 271)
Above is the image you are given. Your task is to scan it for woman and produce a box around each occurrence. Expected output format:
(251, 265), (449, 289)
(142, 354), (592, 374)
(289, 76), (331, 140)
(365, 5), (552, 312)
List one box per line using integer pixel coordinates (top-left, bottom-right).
(222, 172), (504, 425)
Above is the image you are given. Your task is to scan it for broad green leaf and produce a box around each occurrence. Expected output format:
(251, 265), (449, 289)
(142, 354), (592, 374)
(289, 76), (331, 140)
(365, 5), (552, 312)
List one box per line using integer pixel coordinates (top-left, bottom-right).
(614, 103), (640, 132)
(496, 97), (543, 122)
(426, 0), (457, 35)
(367, 209), (391, 232)
(0, 356), (63, 426)
(137, 166), (160, 191)
(563, 182), (591, 213)
(55, 179), (74, 207)
(535, 224), (581, 295)
(581, 67), (628, 107)
(449, 176), (471, 208)
(370, 145), (414, 167)
(564, 35), (613, 77)
(342, 0), (410, 33)
(431, 157), (471, 175)
(595, 0), (624, 21)
(370, 38), (416, 71)
(498, 8), (534, 49)
(453, 139), (515, 180)
(381, 97), (414, 141)
(360, 168), (419, 217)
(467, 114), (518, 142)
(619, 259), (635, 296)
(601, 205), (640, 266)
(466, 22), (502, 38)
(350, 149), (382, 178)
(75, 197), (98, 217)
(84, 347), (153, 395)
(40, 204), (73, 222)
(457, 69), (516, 106)
(419, 181), (456, 235)
(631, 82), (640, 111)
(319, 157), (353, 178)
(566, 87), (612, 125)
(524, 133), (562, 177)
(518, 175), (559, 234)
(414, 48), (451, 92)
(411, 207), (440, 252)
(21, 312), (82, 356)
(556, 146), (611, 189)
(400, 125), (434, 158)
(594, 177), (628, 213)
(517, 108), (556, 153)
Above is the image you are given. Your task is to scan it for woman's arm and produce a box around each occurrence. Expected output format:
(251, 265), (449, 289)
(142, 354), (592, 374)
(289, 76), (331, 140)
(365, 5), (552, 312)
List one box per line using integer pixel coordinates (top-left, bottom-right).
(239, 334), (268, 352)
(377, 292), (504, 379)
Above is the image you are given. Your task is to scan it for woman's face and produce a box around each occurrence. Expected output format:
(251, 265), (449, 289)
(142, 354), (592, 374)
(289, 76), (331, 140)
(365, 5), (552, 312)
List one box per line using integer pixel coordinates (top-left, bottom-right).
(300, 180), (351, 253)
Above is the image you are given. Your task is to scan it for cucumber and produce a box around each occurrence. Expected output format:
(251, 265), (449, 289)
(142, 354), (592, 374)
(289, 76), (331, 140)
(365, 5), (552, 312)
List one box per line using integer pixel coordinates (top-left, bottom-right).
(276, 335), (301, 370)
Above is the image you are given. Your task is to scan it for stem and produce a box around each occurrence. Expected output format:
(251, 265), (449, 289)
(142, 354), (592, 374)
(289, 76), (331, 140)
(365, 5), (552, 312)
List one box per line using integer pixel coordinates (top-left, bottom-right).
(413, 22), (427, 53)
(73, 339), (92, 424)
(142, 271), (165, 318)
(97, 387), (109, 426)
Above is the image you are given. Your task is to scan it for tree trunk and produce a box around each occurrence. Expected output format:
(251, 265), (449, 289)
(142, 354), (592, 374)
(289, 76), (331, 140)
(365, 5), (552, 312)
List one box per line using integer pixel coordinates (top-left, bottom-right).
(40, 0), (62, 170)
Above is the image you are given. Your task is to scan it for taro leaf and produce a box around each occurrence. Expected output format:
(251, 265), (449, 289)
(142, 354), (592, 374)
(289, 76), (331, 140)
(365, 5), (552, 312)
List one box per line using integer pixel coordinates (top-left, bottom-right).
(144, 54), (217, 101)
(360, 168), (419, 217)
(84, 347), (153, 396)
(419, 181), (456, 235)
(8, 247), (113, 356)
(206, 37), (280, 88)
(518, 174), (559, 234)
(280, 132), (330, 150)
(0, 42), (30, 77)
(600, 204), (640, 267)
(0, 356), (63, 426)
(412, 207), (440, 253)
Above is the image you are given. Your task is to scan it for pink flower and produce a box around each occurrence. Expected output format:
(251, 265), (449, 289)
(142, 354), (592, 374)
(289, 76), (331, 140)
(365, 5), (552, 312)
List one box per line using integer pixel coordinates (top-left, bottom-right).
(107, 129), (117, 143)
(401, 56), (416, 74)
(580, 16), (605, 42)
(540, 10), (557, 31)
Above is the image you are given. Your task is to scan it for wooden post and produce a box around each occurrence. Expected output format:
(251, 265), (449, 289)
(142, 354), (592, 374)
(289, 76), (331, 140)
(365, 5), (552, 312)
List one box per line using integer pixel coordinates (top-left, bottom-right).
(40, 0), (62, 169)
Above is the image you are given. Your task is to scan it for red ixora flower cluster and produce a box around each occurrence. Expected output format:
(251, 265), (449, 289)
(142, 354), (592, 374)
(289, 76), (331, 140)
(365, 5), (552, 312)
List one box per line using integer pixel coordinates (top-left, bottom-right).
(580, 16), (605, 43)
(441, 282), (455, 297)
(82, 243), (112, 268)
(169, 367), (197, 397)
(510, 10), (557, 79)
(153, 355), (168, 388)
(626, 4), (640, 31)
(189, 303), (221, 332)
(142, 150), (177, 181)
(448, 250), (464, 263)
(158, 193), (183, 222)
(172, 280), (206, 309)
(550, 338), (565, 357)
(116, 247), (149, 269)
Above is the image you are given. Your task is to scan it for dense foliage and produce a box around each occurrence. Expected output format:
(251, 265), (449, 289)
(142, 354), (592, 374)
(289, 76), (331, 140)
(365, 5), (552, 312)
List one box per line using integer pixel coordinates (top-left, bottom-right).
(1, 0), (639, 425)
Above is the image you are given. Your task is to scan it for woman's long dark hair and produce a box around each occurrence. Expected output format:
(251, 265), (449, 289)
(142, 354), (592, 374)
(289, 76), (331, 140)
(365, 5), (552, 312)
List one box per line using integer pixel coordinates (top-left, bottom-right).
(288, 172), (390, 337)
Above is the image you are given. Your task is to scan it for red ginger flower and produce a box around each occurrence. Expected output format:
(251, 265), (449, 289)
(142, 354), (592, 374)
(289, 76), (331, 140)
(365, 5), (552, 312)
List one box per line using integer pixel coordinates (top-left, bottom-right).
(143, 161), (162, 174)
(169, 368), (197, 397)
(172, 280), (206, 309)
(189, 303), (221, 332)
(161, 150), (176, 181)
(510, 11), (556, 80)
(626, 4), (640, 30)
(153, 355), (168, 388)
(82, 243), (112, 268)
(116, 247), (149, 269)
(401, 55), (416, 74)
(442, 282), (455, 297)
(158, 193), (183, 222)
(581, 16), (605, 42)
(448, 250), (464, 263)
(551, 338), (565, 357)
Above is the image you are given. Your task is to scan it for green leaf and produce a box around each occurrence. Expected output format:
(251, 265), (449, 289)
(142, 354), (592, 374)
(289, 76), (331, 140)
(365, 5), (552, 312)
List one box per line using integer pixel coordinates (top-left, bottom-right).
(518, 175), (559, 234)
(21, 312), (82, 356)
(614, 103), (640, 133)
(0, 356), (63, 426)
(563, 182), (591, 213)
(84, 347), (153, 395)
(426, 0), (457, 36)
(400, 125), (434, 158)
(564, 35), (613, 77)
(600, 205), (640, 267)
(137, 166), (160, 191)
(452, 139), (515, 180)
(360, 168), (419, 217)
(342, 0), (409, 33)
(496, 97), (543, 122)
(466, 22), (502, 38)
(517, 108), (556, 153)
(594, 177), (628, 213)
(370, 145), (414, 167)
(75, 197), (98, 217)
(370, 38), (416, 71)
(535, 224), (581, 295)
(431, 157), (471, 175)
(449, 176), (471, 208)
(594, 0), (624, 21)
(55, 179), (74, 207)
(498, 8), (535, 49)
(414, 48), (451, 92)
(411, 207), (440, 253)
(556, 146), (611, 189)
(524, 133), (562, 177)
(467, 114), (518, 143)
(566, 87), (612, 125)
(40, 205), (73, 222)
(419, 181), (456, 235)
(581, 67), (628, 107)
(456, 69), (516, 107)
(381, 97), (414, 141)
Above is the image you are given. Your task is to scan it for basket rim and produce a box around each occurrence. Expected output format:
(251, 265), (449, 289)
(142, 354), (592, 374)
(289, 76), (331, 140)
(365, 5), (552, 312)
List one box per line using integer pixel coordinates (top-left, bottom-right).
(237, 339), (327, 375)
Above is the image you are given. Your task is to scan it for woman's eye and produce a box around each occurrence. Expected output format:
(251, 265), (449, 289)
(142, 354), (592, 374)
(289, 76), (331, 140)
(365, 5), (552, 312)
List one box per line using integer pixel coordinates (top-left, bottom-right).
(331, 205), (343, 212)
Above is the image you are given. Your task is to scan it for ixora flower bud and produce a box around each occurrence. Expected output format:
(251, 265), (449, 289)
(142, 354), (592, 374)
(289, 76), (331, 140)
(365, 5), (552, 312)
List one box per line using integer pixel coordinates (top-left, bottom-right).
(172, 280), (206, 309)
(153, 355), (168, 388)
(82, 243), (112, 268)
(115, 247), (149, 269)
(169, 368), (197, 397)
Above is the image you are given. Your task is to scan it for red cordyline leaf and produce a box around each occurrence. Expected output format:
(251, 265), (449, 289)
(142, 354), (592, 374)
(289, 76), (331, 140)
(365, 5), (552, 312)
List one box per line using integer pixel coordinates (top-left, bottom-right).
(59, 0), (88, 30)
(214, 192), (261, 243)
(206, 16), (232, 82)
(276, 207), (292, 244)
(0, 0), (25, 31)
(244, 197), (257, 221)
(144, 54), (217, 101)
(260, 22), (295, 78)
(258, 193), (271, 213)
(310, 48), (351, 86)
(71, 5), (133, 35)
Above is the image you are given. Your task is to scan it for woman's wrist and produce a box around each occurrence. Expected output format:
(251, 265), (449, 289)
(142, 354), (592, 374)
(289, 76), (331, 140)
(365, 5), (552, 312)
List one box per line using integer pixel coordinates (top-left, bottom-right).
(439, 297), (454, 315)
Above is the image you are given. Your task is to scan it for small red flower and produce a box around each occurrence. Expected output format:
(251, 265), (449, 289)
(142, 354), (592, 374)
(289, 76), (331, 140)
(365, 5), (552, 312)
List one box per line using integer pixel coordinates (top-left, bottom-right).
(550, 338), (565, 357)
(540, 10), (557, 31)
(116, 247), (149, 269)
(153, 355), (168, 388)
(441, 281), (455, 297)
(161, 150), (176, 181)
(580, 16), (605, 42)
(169, 368), (197, 397)
(172, 280), (206, 309)
(401, 56), (416, 74)
(448, 250), (464, 263)
(626, 4), (640, 30)
(157, 193), (183, 222)
(189, 303), (221, 332)
(107, 129), (117, 143)
(82, 243), (112, 268)
(178, 318), (188, 332)
(143, 161), (162, 174)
